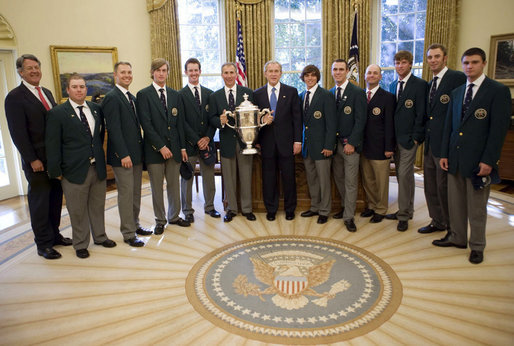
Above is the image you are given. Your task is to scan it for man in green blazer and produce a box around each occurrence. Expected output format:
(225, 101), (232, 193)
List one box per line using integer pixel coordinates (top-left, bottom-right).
(208, 62), (256, 223)
(329, 59), (367, 232)
(137, 58), (190, 235)
(46, 74), (115, 259)
(179, 58), (220, 222)
(387, 50), (428, 231)
(102, 61), (151, 248)
(299, 65), (337, 224)
(438, 47), (511, 264)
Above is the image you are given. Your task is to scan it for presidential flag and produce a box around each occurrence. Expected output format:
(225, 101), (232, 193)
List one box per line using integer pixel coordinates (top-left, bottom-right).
(236, 17), (247, 87)
(348, 11), (359, 83)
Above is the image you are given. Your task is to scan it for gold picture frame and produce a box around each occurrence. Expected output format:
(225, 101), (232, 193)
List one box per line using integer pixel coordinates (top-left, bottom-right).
(50, 45), (118, 103)
(488, 33), (514, 87)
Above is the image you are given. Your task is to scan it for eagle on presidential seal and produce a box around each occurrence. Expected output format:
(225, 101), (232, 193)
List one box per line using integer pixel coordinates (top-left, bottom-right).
(233, 251), (350, 310)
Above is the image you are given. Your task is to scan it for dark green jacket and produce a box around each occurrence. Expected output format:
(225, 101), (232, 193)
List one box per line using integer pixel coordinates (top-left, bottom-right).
(137, 85), (185, 164)
(46, 100), (106, 183)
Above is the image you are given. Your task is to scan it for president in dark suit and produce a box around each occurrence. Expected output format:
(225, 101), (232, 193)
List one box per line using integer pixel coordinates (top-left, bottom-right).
(208, 62), (259, 222)
(437, 47), (511, 264)
(138, 58), (190, 235)
(102, 61), (151, 248)
(179, 58), (220, 222)
(329, 59), (367, 232)
(46, 74), (115, 259)
(299, 65), (337, 224)
(361, 64), (396, 224)
(420, 44), (466, 236)
(254, 61), (302, 221)
(387, 50), (428, 231)
(4, 54), (70, 260)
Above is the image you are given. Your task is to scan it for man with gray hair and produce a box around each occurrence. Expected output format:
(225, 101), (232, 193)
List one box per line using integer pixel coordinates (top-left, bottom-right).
(254, 61), (302, 221)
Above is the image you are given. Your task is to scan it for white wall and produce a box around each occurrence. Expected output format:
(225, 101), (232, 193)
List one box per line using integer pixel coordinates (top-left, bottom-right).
(0, 0), (152, 95)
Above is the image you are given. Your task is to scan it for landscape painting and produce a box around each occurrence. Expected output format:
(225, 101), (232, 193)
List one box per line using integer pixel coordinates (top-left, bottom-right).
(50, 46), (118, 103)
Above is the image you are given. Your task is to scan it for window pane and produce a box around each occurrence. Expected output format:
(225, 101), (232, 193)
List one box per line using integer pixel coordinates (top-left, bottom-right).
(306, 48), (321, 67)
(306, 0), (321, 19)
(399, 0), (415, 13)
(306, 22), (321, 46)
(380, 69), (396, 90)
(415, 12), (426, 39)
(415, 0), (427, 11)
(398, 41), (413, 53)
(382, 0), (399, 15)
(381, 43), (397, 66)
(399, 14), (415, 40)
(276, 49), (291, 71)
(414, 40), (425, 65)
(282, 72), (303, 93)
(412, 68), (423, 78)
(275, 0), (289, 20)
(381, 15), (398, 42)
(290, 0), (306, 21)
(289, 23), (305, 46)
(291, 48), (306, 70)
(275, 23), (289, 47)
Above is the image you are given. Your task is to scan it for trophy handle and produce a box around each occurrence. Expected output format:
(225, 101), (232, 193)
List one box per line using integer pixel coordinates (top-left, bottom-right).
(222, 110), (236, 129)
(259, 108), (271, 127)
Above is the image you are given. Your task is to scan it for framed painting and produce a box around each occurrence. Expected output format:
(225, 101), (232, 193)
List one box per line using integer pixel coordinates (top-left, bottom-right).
(488, 33), (514, 87)
(50, 45), (118, 103)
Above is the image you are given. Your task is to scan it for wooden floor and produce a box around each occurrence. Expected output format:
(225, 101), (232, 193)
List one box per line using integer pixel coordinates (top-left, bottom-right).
(0, 176), (513, 345)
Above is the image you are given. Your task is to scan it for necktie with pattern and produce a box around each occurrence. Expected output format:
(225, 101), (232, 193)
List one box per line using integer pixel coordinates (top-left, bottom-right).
(429, 76), (438, 105)
(77, 106), (92, 137)
(336, 87), (342, 107)
(367, 90), (372, 104)
(228, 89), (235, 111)
(304, 90), (310, 113)
(397, 81), (404, 101)
(159, 88), (167, 113)
(194, 86), (201, 109)
(462, 83), (474, 119)
(126, 91), (136, 114)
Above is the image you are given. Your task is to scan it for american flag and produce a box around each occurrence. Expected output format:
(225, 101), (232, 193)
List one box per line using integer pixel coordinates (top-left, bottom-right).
(236, 18), (247, 87)
(348, 11), (359, 83)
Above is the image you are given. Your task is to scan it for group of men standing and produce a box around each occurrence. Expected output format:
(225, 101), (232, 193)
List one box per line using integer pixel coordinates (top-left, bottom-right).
(4, 43), (511, 264)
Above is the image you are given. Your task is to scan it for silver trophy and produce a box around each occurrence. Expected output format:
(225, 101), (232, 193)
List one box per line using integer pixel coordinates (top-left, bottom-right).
(223, 93), (271, 154)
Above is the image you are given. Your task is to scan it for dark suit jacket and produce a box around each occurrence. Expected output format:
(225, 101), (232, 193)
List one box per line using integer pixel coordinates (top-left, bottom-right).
(102, 87), (144, 166)
(46, 100), (106, 184)
(208, 85), (254, 158)
(299, 86), (337, 161)
(441, 77), (511, 178)
(179, 85), (215, 156)
(4, 83), (57, 170)
(137, 85), (185, 164)
(254, 83), (302, 158)
(425, 69), (466, 157)
(389, 74), (428, 149)
(329, 82), (367, 153)
(362, 87), (396, 160)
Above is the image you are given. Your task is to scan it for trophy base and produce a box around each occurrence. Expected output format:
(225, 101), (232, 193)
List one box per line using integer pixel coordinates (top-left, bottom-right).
(241, 147), (258, 155)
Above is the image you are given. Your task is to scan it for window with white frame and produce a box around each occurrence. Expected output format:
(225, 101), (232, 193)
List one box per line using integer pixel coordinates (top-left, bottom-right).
(379, 0), (427, 89)
(177, 0), (224, 91)
(274, 0), (322, 93)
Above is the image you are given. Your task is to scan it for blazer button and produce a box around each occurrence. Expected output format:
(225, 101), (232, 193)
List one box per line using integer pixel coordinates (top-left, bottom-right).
(305, 126), (309, 129)
(459, 132), (463, 136)
(430, 116), (433, 120)
(168, 126), (171, 130)
(201, 122), (204, 125)
(457, 146), (460, 149)
(427, 129), (430, 132)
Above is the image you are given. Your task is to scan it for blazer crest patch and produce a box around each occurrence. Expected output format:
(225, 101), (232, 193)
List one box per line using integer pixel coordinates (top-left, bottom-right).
(171, 107), (178, 116)
(439, 94), (450, 104)
(405, 99), (414, 108)
(313, 111), (322, 119)
(474, 108), (487, 119)
(344, 106), (352, 114)
(372, 107), (381, 116)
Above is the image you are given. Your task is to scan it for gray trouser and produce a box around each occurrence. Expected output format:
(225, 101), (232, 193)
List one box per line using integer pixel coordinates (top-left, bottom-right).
(447, 171), (489, 251)
(394, 143), (418, 221)
(332, 148), (360, 221)
(303, 155), (332, 216)
(113, 164), (142, 240)
(61, 166), (107, 250)
(221, 142), (253, 213)
(147, 159), (181, 225)
(180, 155), (216, 215)
(423, 147), (449, 229)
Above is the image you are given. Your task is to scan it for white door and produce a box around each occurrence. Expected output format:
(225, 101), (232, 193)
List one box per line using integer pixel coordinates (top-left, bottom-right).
(0, 50), (24, 200)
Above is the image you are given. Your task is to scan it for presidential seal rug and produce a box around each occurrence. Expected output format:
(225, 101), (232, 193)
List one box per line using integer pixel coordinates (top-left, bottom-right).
(186, 236), (403, 344)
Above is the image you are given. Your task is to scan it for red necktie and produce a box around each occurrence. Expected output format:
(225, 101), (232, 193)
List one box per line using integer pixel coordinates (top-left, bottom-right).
(35, 86), (50, 111)
(367, 91), (372, 103)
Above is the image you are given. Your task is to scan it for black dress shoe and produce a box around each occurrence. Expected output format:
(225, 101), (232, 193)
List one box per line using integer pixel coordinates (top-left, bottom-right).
(432, 232), (451, 245)
(37, 247), (62, 260)
(469, 250), (484, 264)
(224, 211), (237, 223)
(169, 218), (191, 227)
(418, 224), (445, 234)
(385, 211), (399, 220)
(243, 212), (256, 221)
(76, 249), (90, 258)
(94, 239), (117, 248)
(136, 226), (153, 236)
(285, 212), (295, 221)
(124, 237), (145, 247)
(344, 219), (357, 232)
(54, 237), (72, 246)
(185, 214), (195, 223)
(301, 210), (318, 217)
(397, 220), (409, 232)
(370, 214), (385, 223)
(154, 224), (165, 235)
(317, 215), (328, 224)
(266, 212), (276, 221)
(360, 208), (374, 217)
(205, 209), (221, 218)
(333, 209), (344, 219)
(432, 239), (467, 249)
